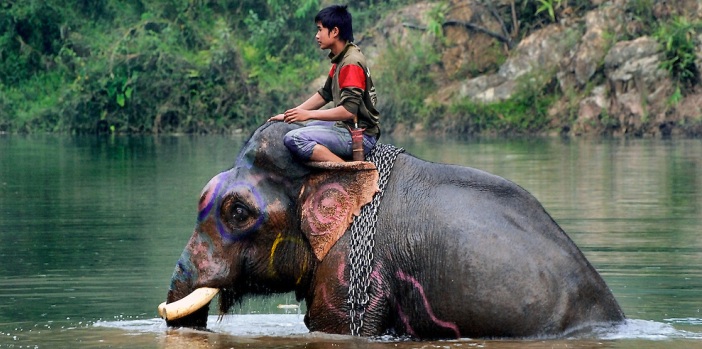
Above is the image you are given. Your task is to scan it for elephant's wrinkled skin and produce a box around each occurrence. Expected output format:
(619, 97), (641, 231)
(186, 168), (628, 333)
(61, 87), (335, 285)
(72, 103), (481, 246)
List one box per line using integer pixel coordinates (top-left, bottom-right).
(163, 121), (625, 339)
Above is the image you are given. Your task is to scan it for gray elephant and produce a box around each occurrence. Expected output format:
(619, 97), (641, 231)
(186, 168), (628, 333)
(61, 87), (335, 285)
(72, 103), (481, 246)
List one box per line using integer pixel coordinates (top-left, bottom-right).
(158, 121), (625, 339)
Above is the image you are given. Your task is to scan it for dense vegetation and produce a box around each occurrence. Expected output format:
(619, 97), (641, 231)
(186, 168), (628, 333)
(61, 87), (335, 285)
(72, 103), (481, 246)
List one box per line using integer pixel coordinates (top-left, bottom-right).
(1, 0), (700, 135)
(0, 0), (413, 134)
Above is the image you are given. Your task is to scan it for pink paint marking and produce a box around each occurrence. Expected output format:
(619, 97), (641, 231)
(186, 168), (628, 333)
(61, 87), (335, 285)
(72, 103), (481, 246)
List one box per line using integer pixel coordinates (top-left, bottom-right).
(308, 183), (350, 235)
(339, 262), (387, 313)
(192, 239), (213, 271)
(319, 285), (347, 319)
(395, 270), (461, 338)
(337, 259), (349, 287)
(311, 183), (347, 224)
(366, 266), (387, 312)
(396, 305), (417, 337)
(198, 173), (226, 221)
(198, 181), (216, 212)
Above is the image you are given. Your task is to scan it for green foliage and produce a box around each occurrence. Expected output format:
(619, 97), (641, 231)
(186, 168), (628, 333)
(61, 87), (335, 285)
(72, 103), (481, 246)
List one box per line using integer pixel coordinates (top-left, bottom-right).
(0, 0), (577, 135)
(375, 34), (441, 129)
(627, 0), (656, 27)
(598, 107), (620, 131)
(426, 2), (448, 39)
(668, 86), (684, 106)
(239, 0), (323, 99)
(0, 71), (65, 132)
(506, 0), (594, 38)
(654, 16), (701, 89)
(348, 0), (417, 33)
(535, 0), (562, 23)
(0, 1), (65, 85)
(0, 0), (335, 133)
(621, 0), (658, 39)
(508, 0), (552, 37)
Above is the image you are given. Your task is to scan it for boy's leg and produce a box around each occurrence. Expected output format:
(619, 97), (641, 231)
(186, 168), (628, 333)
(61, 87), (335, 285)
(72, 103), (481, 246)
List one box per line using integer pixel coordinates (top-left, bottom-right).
(311, 132), (376, 162)
(361, 133), (377, 156)
(283, 122), (353, 162)
(310, 144), (344, 163)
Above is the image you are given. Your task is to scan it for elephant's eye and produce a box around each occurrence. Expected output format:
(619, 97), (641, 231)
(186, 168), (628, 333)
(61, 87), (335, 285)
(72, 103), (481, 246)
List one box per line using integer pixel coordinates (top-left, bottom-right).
(220, 196), (260, 233)
(232, 203), (250, 222)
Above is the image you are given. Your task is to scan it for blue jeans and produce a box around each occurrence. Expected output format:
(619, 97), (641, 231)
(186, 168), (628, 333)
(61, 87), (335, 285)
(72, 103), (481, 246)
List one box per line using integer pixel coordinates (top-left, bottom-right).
(283, 121), (377, 161)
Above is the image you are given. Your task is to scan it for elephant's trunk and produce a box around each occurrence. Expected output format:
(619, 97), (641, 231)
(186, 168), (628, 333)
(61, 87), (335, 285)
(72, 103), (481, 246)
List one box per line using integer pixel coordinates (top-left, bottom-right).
(160, 236), (221, 329)
(158, 287), (219, 321)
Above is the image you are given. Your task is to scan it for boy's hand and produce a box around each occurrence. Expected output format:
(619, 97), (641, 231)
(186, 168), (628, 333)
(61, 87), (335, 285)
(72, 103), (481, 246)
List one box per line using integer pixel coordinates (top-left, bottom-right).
(268, 114), (285, 122)
(282, 108), (311, 123)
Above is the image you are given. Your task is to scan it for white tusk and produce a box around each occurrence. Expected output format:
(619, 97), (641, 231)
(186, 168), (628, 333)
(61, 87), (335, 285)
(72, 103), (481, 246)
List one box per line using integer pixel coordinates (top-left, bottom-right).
(158, 287), (219, 321)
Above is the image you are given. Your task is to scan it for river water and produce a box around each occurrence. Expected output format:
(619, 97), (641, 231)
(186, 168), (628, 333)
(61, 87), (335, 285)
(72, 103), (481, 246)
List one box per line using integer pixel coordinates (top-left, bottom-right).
(0, 134), (700, 348)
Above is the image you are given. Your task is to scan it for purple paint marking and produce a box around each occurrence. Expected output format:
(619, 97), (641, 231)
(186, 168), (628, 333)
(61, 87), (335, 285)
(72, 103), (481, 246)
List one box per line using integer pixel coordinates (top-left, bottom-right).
(396, 270), (461, 338)
(196, 172), (266, 242)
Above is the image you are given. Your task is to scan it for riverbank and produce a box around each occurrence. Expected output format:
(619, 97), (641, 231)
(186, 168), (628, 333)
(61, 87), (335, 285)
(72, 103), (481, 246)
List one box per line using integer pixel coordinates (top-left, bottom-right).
(365, 0), (702, 138)
(1, 1), (701, 137)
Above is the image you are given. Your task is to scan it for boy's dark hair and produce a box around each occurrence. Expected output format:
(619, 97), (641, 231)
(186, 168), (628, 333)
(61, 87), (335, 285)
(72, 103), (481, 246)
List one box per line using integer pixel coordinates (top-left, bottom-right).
(315, 4), (354, 43)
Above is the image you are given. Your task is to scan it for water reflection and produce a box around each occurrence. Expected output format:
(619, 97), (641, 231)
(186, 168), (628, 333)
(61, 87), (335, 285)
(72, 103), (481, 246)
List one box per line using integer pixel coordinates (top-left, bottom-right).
(1, 134), (701, 348)
(4, 316), (702, 349)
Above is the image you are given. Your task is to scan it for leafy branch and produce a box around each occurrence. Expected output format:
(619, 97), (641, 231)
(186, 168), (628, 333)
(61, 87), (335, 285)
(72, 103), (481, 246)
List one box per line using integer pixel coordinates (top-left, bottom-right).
(536, 0), (563, 23)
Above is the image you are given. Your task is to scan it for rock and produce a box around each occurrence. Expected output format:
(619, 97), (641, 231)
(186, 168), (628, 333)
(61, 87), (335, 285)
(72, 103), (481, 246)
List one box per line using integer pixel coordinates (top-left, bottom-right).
(581, 36), (674, 136)
(574, 85), (608, 134)
(673, 89), (702, 136)
(557, 4), (624, 91)
(357, 2), (436, 64)
(441, 0), (505, 78)
(604, 37), (661, 72)
(450, 25), (576, 103)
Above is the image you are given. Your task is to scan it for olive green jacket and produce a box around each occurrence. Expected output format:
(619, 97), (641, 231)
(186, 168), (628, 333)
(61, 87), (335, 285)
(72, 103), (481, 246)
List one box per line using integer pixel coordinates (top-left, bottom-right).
(318, 43), (381, 138)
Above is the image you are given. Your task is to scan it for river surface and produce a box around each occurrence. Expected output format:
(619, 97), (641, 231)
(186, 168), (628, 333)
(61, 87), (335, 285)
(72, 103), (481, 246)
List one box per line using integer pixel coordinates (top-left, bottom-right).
(1, 134), (701, 348)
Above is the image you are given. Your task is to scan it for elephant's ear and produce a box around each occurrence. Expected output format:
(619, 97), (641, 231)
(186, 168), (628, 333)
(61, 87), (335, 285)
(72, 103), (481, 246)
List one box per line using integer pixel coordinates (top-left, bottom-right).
(299, 161), (379, 261)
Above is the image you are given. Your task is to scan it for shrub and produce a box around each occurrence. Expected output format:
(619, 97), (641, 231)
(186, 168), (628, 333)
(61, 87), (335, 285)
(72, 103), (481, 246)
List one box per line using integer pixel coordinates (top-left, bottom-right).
(374, 34), (441, 131)
(654, 16), (701, 89)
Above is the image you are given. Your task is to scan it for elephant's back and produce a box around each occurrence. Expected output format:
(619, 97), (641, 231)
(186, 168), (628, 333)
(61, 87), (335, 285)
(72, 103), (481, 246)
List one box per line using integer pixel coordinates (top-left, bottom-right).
(378, 153), (573, 248)
(372, 153), (624, 337)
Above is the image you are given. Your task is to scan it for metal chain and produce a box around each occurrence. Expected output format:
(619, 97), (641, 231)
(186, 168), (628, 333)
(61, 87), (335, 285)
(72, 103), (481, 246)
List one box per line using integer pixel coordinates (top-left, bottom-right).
(347, 143), (404, 336)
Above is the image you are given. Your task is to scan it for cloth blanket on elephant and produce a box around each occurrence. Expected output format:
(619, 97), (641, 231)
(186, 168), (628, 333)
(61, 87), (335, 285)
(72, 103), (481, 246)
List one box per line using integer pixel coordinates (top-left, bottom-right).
(304, 142), (405, 335)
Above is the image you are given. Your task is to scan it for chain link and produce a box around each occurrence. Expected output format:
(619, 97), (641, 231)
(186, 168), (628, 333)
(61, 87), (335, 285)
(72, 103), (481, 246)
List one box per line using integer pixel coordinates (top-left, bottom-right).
(347, 143), (404, 336)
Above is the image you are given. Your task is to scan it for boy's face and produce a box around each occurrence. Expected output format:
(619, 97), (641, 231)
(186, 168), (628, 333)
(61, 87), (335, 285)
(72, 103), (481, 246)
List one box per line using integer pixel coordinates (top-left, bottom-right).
(315, 22), (337, 50)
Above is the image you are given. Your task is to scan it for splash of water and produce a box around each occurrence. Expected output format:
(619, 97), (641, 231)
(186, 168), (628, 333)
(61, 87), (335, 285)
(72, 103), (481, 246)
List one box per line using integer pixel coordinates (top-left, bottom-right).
(593, 318), (702, 340)
(93, 315), (702, 341)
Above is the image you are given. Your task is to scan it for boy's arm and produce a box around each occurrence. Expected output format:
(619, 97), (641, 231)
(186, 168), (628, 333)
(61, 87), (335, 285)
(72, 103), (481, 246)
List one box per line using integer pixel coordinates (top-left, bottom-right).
(269, 92), (329, 122)
(283, 62), (365, 123)
(279, 92), (354, 123)
(282, 104), (354, 123)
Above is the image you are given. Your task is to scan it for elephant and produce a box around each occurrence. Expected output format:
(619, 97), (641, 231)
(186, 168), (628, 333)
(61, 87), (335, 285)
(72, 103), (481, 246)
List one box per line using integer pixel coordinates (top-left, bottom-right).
(159, 121), (625, 339)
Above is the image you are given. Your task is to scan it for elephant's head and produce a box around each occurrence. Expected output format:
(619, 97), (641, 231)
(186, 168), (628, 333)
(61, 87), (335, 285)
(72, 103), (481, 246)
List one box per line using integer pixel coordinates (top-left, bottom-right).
(159, 122), (378, 329)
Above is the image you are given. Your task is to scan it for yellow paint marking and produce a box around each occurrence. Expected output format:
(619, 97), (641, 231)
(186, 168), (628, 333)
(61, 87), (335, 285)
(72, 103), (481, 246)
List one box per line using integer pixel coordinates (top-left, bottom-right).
(268, 232), (308, 285)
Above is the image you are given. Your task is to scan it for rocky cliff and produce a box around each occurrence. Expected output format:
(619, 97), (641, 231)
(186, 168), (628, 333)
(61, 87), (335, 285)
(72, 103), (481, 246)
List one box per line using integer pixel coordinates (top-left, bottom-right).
(362, 0), (702, 137)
